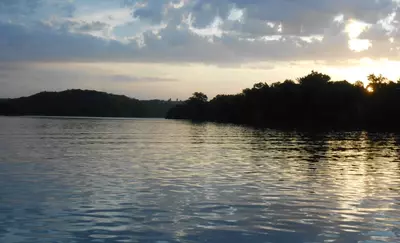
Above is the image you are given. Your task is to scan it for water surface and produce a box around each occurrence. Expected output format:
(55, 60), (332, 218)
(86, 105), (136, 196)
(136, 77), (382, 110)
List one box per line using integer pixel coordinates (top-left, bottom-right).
(0, 117), (399, 243)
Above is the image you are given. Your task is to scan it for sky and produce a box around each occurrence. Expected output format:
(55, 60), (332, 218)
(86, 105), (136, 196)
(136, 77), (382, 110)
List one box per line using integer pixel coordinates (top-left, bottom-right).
(1, 0), (400, 100)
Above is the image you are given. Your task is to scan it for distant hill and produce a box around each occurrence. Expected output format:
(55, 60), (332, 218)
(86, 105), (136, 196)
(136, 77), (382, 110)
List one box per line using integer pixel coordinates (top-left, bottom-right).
(0, 89), (181, 118)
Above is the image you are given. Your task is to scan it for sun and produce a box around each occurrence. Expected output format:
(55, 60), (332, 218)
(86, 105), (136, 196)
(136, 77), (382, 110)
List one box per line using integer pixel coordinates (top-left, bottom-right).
(367, 86), (374, 93)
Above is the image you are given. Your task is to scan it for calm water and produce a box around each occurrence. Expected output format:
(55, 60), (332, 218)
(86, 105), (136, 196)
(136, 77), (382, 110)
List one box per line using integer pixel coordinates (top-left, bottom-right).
(0, 117), (399, 243)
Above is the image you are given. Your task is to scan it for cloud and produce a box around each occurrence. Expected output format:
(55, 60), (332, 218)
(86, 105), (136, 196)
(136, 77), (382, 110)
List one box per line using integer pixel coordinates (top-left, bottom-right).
(109, 74), (177, 82)
(0, 73), (9, 79)
(0, 62), (22, 79)
(0, 0), (399, 65)
(0, 63), (21, 71)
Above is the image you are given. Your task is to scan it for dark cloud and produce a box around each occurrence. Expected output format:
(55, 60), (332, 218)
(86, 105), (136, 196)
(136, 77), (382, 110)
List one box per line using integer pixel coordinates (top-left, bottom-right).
(222, 18), (278, 38)
(0, 22), (134, 62)
(131, 0), (398, 35)
(195, 0), (396, 26)
(134, 7), (164, 24)
(54, 1), (76, 17)
(0, 0), (42, 14)
(61, 20), (109, 32)
(79, 21), (108, 32)
(0, 19), (399, 64)
(359, 25), (391, 41)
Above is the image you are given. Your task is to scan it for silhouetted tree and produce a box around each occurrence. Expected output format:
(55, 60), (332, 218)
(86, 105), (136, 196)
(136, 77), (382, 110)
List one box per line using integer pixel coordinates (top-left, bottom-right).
(367, 74), (387, 85)
(354, 81), (364, 88)
(166, 71), (400, 131)
(298, 71), (331, 87)
(367, 74), (389, 92)
(189, 92), (208, 103)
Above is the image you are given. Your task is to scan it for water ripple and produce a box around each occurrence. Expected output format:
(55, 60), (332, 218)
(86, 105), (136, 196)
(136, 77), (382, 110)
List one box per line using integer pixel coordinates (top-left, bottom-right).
(0, 117), (399, 243)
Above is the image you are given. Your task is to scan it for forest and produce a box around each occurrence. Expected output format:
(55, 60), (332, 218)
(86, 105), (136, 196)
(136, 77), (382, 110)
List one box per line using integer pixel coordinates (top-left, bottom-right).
(166, 71), (400, 130)
(0, 89), (180, 118)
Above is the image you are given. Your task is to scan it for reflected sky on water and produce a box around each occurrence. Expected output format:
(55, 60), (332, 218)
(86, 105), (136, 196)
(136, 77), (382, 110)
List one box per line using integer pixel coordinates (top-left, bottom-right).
(0, 117), (399, 243)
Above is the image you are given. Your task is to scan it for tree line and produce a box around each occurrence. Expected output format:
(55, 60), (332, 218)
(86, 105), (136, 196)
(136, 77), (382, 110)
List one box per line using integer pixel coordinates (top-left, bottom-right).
(166, 71), (400, 130)
(0, 89), (181, 118)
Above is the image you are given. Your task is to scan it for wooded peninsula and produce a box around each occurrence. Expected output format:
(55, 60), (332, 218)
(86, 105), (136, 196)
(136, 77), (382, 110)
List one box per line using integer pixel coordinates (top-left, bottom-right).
(0, 89), (180, 118)
(166, 71), (400, 130)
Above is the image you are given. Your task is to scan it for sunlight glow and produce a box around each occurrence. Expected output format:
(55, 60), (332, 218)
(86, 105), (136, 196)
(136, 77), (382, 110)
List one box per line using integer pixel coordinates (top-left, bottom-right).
(367, 86), (374, 93)
(334, 14), (344, 23)
(348, 39), (372, 52)
(345, 19), (369, 39)
(345, 19), (371, 52)
(324, 58), (400, 86)
(228, 8), (244, 21)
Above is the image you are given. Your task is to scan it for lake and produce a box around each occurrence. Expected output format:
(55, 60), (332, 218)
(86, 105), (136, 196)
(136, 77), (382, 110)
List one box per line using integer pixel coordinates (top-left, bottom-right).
(0, 117), (399, 243)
